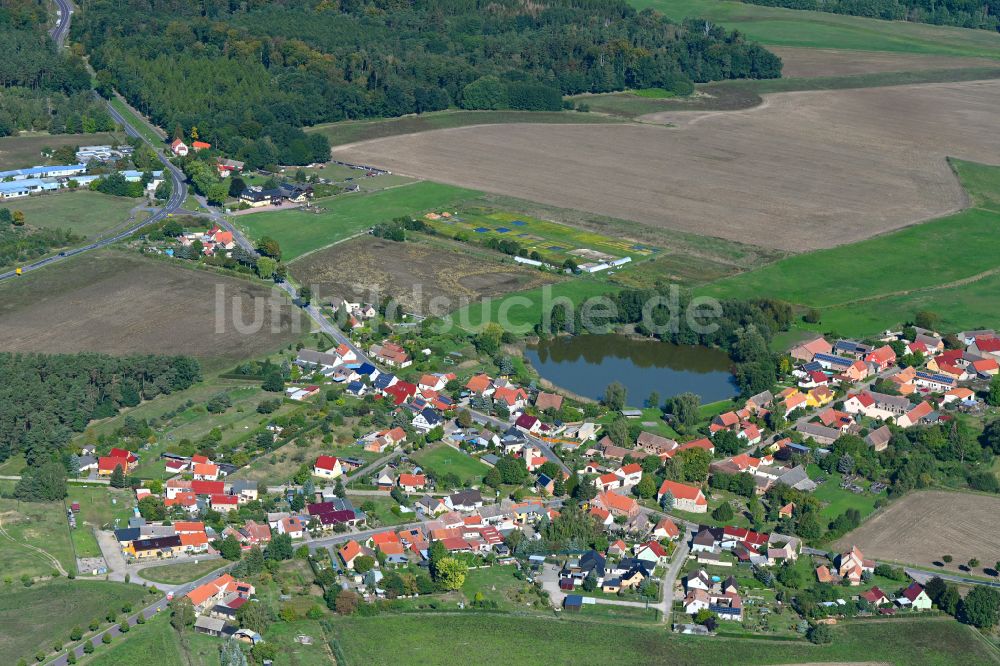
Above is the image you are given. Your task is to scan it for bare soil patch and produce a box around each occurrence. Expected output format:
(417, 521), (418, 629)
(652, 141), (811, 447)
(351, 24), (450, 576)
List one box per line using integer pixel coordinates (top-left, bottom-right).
(0, 250), (303, 369)
(771, 47), (999, 78)
(291, 236), (561, 314)
(834, 490), (1000, 572)
(334, 80), (1000, 251)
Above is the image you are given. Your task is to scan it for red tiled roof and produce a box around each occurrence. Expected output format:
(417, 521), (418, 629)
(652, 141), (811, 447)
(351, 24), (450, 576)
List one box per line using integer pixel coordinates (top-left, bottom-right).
(657, 480), (706, 504)
(314, 455), (339, 471)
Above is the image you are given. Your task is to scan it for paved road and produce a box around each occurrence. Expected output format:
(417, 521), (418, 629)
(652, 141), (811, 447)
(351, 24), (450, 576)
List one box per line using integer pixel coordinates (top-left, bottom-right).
(0, 94), (187, 284)
(49, 0), (72, 47)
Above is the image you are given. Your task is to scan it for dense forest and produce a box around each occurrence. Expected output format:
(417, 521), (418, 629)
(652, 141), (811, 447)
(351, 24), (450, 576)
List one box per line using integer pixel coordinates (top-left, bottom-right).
(746, 0), (1000, 31)
(0, 0), (108, 135)
(73, 0), (781, 166)
(0, 353), (201, 465)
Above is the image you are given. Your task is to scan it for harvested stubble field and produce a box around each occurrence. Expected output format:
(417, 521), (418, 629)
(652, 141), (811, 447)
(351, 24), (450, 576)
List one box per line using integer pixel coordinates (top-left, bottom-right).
(769, 46), (1000, 77)
(834, 490), (1000, 573)
(0, 250), (303, 369)
(334, 80), (1000, 252)
(291, 235), (561, 314)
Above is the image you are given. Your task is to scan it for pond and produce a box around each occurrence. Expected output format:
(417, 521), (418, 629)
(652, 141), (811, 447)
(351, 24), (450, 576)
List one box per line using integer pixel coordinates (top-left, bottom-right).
(525, 334), (737, 404)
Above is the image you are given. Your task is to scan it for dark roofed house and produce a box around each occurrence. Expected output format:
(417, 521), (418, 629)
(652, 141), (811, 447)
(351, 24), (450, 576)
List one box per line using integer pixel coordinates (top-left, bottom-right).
(446, 489), (483, 511)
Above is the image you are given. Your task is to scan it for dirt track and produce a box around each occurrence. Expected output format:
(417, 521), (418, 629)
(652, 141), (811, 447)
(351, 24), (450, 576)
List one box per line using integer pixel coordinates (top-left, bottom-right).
(770, 47), (998, 78)
(334, 79), (1000, 251)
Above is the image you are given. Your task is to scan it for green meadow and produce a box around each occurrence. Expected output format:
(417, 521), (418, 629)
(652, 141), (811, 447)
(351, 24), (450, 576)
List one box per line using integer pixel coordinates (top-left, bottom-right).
(631, 0), (1000, 57)
(239, 181), (480, 261)
(699, 160), (1000, 336)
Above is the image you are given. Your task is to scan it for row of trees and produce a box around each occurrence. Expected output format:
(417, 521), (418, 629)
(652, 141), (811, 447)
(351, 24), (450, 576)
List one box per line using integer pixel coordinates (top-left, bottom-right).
(746, 0), (1000, 31)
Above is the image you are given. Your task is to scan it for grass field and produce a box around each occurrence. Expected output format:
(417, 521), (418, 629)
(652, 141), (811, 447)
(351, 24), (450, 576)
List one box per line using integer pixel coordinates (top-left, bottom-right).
(0, 132), (123, 169)
(306, 109), (621, 146)
(291, 234), (561, 315)
(809, 468), (884, 521)
(0, 579), (148, 664)
(699, 159), (1000, 335)
(124, 384), (295, 480)
(409, 444), (489, 487)
(235, 181), (480, 261)
(0, 250), (303, 371)
(13, 191), (138, 239)
(447, 278), (618, 332)
(632, 0), (1000, 57)
(67, 486), (136, 559)
(85, 612), (189, 666)
(328, 613), (997, 665)
(835, 490), (1000, 575)
(139, 559), (224, 585)
(0, 482), (76, 579)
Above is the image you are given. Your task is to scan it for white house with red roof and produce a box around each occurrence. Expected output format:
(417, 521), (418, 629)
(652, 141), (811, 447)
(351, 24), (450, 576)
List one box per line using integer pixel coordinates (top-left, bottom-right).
(170, 139), (189, 156)
(313, 455), (343, 479)
(615, 463), (643, 487)
(866, 345), (897, 371)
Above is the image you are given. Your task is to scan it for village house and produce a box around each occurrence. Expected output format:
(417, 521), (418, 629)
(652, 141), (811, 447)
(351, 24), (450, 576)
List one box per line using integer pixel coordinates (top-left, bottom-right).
(790, 336), (832, 363)
(186, 574), (254, 615)
(593, 490), (640, 520)
(865, 425), (892, 451)
(398, 473), (427, 493)
(897, 582), (932, 610)
(370, 341), (411, 368)
(837, 546), (875, 585)
(656, 480), (707, 513)
(866, 345), (897, 372)
(636, 431), (678, 458)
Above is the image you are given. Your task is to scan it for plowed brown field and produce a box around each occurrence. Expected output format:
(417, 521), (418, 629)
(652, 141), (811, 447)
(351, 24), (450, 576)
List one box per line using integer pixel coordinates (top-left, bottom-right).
(333, 80), (1000, 252)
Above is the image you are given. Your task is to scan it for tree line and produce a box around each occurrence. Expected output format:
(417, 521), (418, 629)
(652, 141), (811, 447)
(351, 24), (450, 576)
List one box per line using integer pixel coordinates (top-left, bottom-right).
(745, 0), (1000, 31)
(0, 2), (99, 136)
(72, 0), (781, 166)
(0, 353), (201, 466)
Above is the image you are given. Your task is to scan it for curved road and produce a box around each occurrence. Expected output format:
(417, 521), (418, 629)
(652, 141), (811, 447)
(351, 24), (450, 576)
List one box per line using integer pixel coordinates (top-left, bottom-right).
(50, 0), (72, 47)
(1, 0), (188, 284)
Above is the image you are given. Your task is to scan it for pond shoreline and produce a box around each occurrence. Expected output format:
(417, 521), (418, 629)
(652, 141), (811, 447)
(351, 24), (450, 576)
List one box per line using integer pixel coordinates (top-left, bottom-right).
(522, 333), (737, 404)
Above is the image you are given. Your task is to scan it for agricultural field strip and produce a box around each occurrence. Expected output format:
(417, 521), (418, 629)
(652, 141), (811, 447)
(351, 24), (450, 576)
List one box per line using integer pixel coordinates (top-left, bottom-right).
(334, 80), (1000, 253)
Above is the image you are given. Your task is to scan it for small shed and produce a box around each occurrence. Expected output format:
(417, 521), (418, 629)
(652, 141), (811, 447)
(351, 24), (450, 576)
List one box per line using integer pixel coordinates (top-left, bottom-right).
(563, 594), (583, 611)
(194, 616), (226, 637)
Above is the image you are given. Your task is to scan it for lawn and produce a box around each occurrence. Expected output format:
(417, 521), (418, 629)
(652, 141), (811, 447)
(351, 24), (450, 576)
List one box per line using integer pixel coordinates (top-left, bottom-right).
(0, 482), (76, 579)
(0, 131), (123, 169)
(0, 579), (148, 664)
(140, 559), (225, 585)
(84, 611), (189, 666)
(809, 467), (884, 521)
(347, 494), (413, 527)
(699, 159), (1000, 336)
(13, 191), (139, 239)
(409, 444), (490, 486)
(447, 278), (619, 332)
(237, 181), (481, 261)
(632, 0), (1000, 57)
(328, 613), (997, 665)
(67, 486), (136, 558)
(306, 109), (620, 147)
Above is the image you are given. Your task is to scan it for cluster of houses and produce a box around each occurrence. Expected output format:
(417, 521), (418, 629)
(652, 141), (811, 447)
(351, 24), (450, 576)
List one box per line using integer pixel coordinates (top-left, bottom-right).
(175, 224), (236, 257)
(0, 163), (162, 199)
(689, 525), (800, 569)
(187, 573), (262, 641)
(113, 520), (210, 560)
(161, 472), (258, 516)
(813, 546), (932, 612)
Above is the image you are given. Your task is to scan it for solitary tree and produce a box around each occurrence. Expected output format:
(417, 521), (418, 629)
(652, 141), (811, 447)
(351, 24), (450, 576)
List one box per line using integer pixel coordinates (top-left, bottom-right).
(109, 464), (127, 489)
(603, 382), (627, 411)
